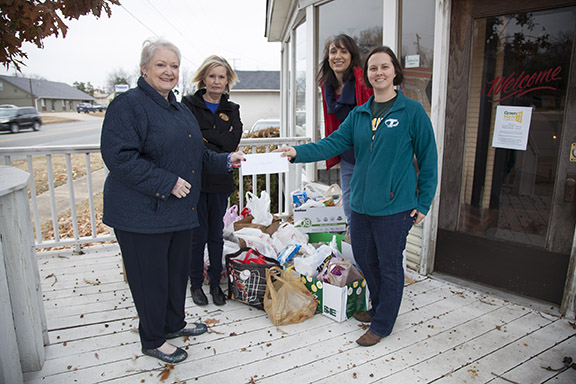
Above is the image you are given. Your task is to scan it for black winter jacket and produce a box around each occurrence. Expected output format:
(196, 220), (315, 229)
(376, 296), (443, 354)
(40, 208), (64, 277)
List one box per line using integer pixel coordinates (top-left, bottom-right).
(182, 89), (243, 193)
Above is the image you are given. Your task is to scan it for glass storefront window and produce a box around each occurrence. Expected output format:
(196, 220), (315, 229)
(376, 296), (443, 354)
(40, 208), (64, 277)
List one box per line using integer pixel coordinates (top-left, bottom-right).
(401, 0), (435, 115)
(295, 22), (306, 137)
(459, 8), (575, 248)
(317, 0), (383, 140)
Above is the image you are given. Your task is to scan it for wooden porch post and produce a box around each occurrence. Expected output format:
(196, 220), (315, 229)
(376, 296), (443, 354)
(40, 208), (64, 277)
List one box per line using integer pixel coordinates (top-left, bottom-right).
(0, 166), (48, 373)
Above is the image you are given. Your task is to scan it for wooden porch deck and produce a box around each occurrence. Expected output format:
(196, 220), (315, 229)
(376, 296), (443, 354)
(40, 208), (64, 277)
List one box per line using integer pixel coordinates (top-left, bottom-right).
(25, 243), (576, 384)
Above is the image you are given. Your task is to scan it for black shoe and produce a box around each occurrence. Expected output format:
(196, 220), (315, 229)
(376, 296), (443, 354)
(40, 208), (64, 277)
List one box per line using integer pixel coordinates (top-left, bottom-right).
(210, 286), (226, 306)
(191, 287), (208, 306)
(165, 323), (208, 339)
(142, 346), (188, 363)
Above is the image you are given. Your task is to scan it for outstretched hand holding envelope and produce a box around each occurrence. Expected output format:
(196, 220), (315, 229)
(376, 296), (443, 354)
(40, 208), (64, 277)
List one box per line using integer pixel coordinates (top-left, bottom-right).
(241, 152), (290, 175)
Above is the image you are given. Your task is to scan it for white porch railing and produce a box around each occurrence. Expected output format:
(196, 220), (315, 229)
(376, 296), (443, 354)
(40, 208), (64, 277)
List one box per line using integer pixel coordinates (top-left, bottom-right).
(0, 137), (309, 252)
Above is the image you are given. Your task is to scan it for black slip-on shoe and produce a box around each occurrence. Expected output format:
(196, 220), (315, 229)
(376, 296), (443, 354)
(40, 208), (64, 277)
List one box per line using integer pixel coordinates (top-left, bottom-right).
(165, 323), (208, 339)
(142, 346), (188, 363)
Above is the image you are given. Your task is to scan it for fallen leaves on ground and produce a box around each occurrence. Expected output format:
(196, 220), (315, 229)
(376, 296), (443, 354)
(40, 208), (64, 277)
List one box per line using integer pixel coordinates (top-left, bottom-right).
(204, 318), (220, 325)
(158, 364), (174, 382)
(45, 273), (57, 286)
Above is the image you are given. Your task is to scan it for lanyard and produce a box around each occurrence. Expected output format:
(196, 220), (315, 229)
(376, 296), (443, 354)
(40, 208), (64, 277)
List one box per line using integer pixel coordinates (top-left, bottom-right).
(370, 117), (383, 152)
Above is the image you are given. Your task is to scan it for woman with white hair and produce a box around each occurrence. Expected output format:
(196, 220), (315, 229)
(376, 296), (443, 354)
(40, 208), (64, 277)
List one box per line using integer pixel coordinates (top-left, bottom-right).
(101, 39), (244, 363)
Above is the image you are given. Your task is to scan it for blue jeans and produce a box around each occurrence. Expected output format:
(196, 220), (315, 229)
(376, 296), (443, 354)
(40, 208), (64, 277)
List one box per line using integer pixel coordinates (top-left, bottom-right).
(339, 159), (354, 229)
(349, 210), (414, 337)
(189, 192), (229, 289)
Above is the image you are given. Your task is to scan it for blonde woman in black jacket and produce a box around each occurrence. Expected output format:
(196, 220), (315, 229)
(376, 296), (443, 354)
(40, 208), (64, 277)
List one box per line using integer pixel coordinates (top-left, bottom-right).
(182, 55), (243, 306)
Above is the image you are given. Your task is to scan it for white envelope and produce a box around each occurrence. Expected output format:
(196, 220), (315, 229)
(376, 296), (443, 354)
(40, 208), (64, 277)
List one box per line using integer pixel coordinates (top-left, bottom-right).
(241, 153), (289, 175)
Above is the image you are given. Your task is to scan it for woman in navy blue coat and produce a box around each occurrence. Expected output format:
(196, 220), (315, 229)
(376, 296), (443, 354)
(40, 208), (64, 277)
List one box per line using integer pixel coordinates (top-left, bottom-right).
(101, 39), (244, 364)
(182, 56), (243, 307)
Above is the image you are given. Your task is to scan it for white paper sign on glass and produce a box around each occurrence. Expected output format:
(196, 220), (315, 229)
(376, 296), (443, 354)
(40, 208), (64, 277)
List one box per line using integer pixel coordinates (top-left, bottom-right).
(241, 153), (290, 175)
(492, 105), (533, 151)
(405, 54), (420, 68)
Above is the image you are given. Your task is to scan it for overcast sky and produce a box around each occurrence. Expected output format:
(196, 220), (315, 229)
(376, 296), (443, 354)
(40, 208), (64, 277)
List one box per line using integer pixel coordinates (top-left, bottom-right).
(0, 0), (281, 90)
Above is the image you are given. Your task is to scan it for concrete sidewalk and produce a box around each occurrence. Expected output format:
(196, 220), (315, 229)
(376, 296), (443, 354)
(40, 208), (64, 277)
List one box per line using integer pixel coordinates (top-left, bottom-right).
(33, 168), (106, 226)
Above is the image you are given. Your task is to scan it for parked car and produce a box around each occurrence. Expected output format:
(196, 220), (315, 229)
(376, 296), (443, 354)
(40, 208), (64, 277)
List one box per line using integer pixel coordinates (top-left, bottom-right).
(244, 118), (281, 138)
(76, 103), (94, 113)
(0, 104), (17, 109)
(0, 107), (42, 133)
(92, 103), (108, 112)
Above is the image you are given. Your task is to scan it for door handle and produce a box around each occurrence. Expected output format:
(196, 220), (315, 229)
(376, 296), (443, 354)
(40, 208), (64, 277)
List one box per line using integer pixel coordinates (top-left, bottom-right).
(564, 175), (576, 202)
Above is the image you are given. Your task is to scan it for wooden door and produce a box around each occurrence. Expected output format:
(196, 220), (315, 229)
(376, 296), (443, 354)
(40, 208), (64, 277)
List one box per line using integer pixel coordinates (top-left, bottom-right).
(436, 0), (576, 304)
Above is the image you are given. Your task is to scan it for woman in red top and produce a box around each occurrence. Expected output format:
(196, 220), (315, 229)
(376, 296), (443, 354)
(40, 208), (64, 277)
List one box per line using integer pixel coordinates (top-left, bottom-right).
(317, 34), (372, 228)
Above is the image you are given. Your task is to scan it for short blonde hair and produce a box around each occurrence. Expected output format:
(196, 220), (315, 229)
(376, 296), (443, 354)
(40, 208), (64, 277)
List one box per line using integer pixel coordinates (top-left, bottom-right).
(140, 38), (181, 75)
(192, 55), (238, 93)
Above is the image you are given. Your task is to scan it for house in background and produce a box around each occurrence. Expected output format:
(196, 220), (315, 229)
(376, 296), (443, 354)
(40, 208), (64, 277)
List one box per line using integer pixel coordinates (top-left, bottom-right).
(229, 70), (280, 130)
(0, 75), (94, 112)
(93, 88), (115, 106)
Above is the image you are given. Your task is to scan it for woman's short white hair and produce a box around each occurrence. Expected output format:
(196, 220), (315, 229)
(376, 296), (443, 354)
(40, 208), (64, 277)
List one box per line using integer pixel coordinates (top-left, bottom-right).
(140, 38), (181, 75)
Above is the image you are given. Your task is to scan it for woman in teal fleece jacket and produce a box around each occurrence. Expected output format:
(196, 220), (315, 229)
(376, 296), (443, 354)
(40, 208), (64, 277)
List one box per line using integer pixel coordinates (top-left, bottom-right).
(276, 46), (438, 346)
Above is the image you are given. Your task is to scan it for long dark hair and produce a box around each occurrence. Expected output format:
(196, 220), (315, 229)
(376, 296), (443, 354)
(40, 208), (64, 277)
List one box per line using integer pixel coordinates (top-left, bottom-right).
(317, 34), (363, 89)
(363, 46), (404, 89)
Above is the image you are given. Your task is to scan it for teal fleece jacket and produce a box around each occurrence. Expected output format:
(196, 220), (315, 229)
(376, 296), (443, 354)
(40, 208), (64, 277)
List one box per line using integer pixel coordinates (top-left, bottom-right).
(293, 91), (438, 216)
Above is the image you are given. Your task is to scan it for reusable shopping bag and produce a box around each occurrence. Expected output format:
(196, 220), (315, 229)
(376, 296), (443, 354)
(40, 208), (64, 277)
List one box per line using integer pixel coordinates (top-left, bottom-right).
(226, 247), (280, 310)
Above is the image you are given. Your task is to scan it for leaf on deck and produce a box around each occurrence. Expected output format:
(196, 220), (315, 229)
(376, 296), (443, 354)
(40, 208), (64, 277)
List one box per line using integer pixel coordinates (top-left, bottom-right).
(157, 364), (174, 382)
(45, 273), (57, 286)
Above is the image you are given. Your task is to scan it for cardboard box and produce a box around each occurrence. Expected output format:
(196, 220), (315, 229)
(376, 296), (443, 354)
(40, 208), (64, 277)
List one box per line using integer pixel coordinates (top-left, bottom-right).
(293, 206), (346, 233)
(300, 275), (368, 322)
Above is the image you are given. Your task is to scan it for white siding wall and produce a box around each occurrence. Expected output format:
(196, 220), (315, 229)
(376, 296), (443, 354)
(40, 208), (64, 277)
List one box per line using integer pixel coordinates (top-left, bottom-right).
(229, 90), (280, 131)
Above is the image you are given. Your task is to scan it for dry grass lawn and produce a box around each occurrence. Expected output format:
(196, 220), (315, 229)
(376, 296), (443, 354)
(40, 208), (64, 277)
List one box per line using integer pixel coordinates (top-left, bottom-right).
(9, 151), (106, 247)
(41, 111), (106, 125)
(11, 153), (104, 196)
(38, 192), (110, 251)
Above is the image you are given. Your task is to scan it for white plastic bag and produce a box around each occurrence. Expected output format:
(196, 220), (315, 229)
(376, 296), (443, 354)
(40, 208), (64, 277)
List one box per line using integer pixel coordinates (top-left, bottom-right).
(298, 199), (326, 209)
(293, 244), (333, 277)
(233, 227), (279, 258)
(304, 182), (342, 200)
(223, 239), (241, 258)
(328, 235), (344, 259)
(272, 222), (309, 250)
(246, 191), (274, 226)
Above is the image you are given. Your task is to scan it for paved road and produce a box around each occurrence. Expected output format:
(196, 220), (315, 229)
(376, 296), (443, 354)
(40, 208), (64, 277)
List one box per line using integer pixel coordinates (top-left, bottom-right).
(0, 113), (104, 148)
(0, 112), (106, 225)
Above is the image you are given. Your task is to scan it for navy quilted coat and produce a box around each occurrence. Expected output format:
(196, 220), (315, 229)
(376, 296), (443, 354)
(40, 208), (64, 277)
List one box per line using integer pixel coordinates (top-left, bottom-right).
(101, 77), (229, 234)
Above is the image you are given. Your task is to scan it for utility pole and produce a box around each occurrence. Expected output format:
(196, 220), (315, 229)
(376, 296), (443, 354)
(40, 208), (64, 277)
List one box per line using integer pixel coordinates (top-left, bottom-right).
(28, 78), (35, 108)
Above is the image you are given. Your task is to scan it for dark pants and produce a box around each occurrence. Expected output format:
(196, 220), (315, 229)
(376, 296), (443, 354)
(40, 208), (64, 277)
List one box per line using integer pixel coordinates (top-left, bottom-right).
(115, 228), (192, 349)
(189, 191), (229, 289)
(349, 210), (414, 338)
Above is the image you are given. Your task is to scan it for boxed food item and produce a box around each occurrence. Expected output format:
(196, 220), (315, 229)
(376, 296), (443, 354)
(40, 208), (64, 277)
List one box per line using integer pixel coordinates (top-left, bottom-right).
(293, 206), (346, 233)
(291, 183), (346, 233)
